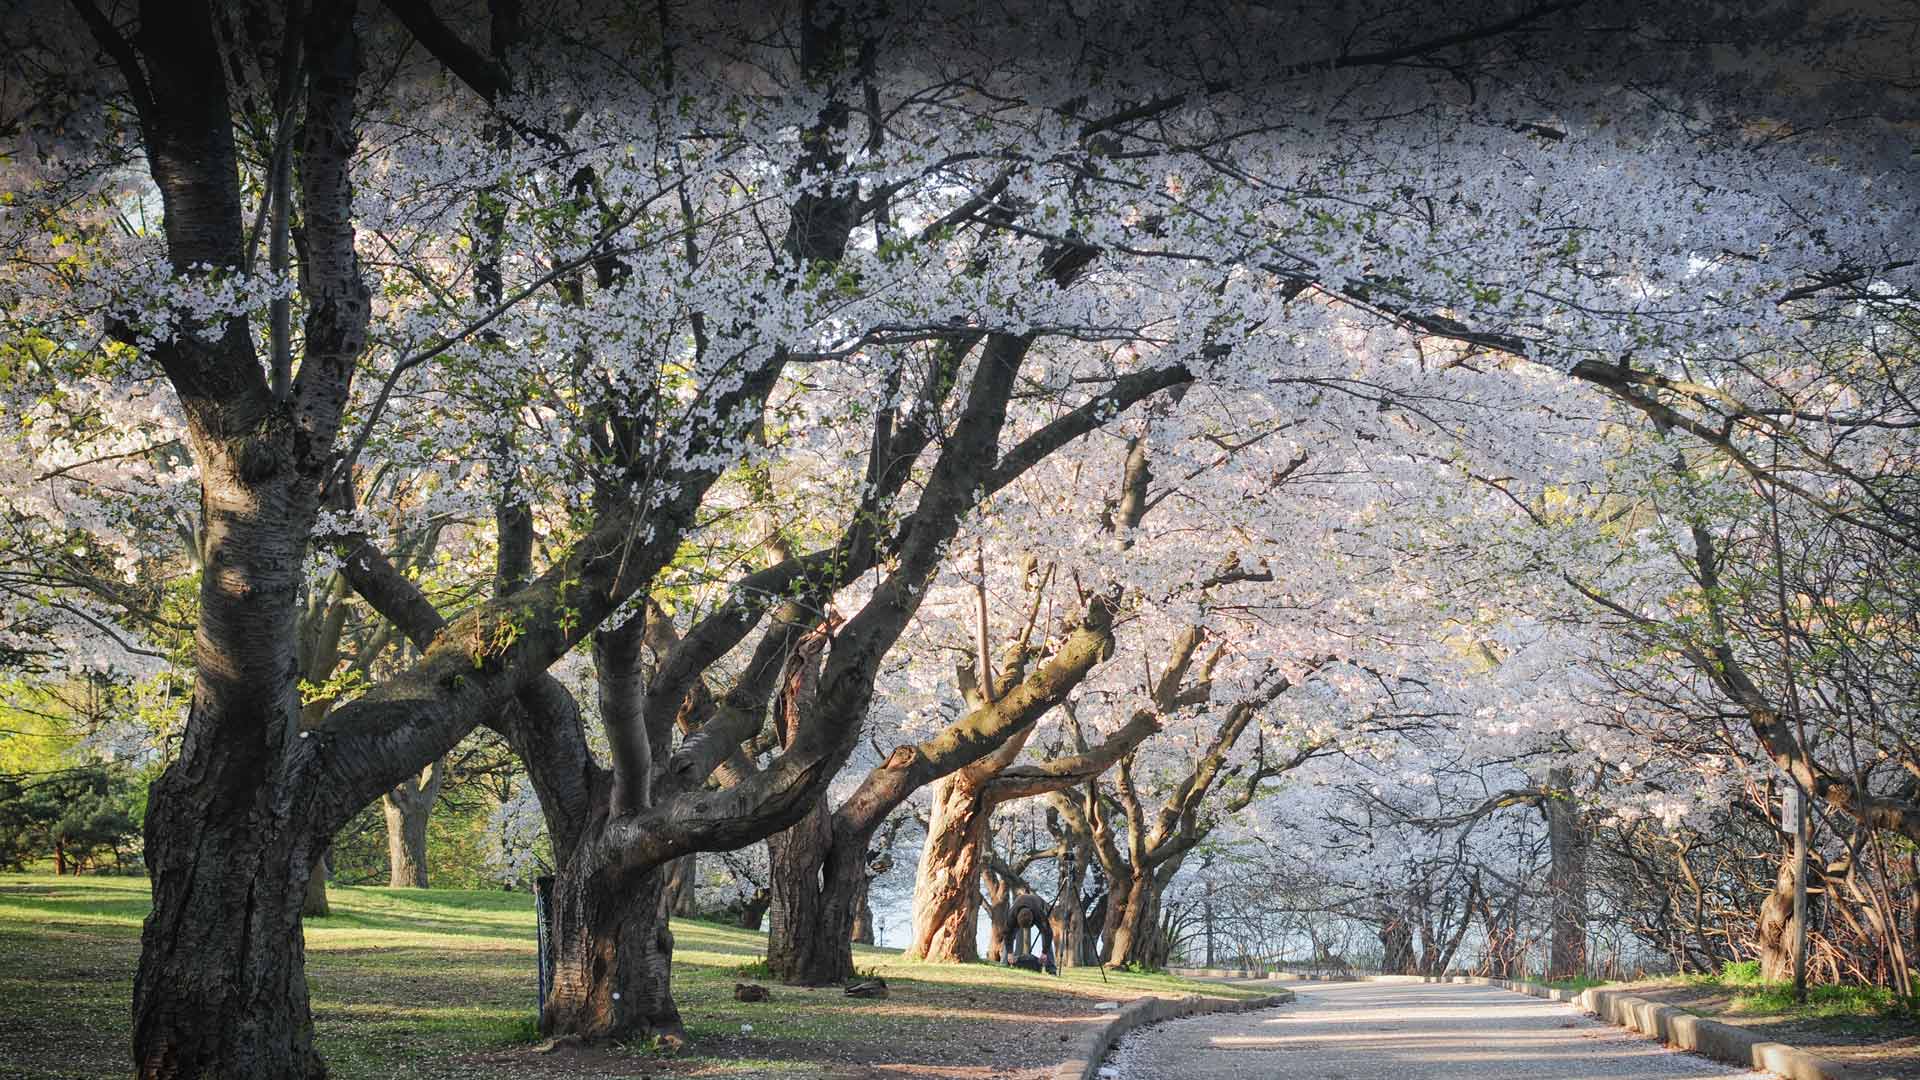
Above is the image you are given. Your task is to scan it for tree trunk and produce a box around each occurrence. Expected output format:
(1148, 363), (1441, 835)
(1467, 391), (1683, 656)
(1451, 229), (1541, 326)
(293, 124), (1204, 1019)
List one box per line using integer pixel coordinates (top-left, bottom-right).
(663, 853), (697, 918)
(303, 847), (331, 918)
(1083, 884), (1110, 966)
(1203, 878), (1217, 966)
(543, 858), (684, 1045)
(850, 877), (876, 944)
(767, 796), (833, 982)
(383, 760), (444, 889)
(1544, 770), (1589, 980)
(1758, 849), (1801, 982)
(54, 838), (66, 876)
(1051, 844), (1092, 967)
(1380, 916), (1416, 975)
(737, 887), (770, 931)
(983, 869), (1013, 962)
(382, 795), (430, 888)
(907, 772), (993, 962)
(133, 468), (329, 1079)
(1105, 873), (1160, 967)
(767, 797), (869, 984)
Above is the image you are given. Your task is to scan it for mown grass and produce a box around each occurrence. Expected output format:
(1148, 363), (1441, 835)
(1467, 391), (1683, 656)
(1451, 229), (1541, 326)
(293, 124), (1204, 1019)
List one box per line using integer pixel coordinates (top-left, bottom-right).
(0, 874), (1264, 1078)
(1539, 975), (1611, 992)
(1680, 959), (1920, 1024)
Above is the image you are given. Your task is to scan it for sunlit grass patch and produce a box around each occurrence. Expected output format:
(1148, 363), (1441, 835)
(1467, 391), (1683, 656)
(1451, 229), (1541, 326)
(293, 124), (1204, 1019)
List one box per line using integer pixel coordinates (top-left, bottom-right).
(0, 873), (1269, 1078)
(1679, 959), (1920, 1022)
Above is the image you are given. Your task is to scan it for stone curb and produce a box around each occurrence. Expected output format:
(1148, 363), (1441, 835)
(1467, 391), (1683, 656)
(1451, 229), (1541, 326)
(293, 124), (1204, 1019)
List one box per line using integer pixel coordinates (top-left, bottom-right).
(1051, 989), (1295, 1080)
(1167, 966), (1356, 982)
(1418, 974), (1880, 1080)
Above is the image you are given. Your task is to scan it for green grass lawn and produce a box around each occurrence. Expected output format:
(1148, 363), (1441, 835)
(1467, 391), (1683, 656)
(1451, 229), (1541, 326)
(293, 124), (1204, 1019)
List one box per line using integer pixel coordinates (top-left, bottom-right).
(0, 874), (1268, 1079)
(1673, 960), (1920, 1026)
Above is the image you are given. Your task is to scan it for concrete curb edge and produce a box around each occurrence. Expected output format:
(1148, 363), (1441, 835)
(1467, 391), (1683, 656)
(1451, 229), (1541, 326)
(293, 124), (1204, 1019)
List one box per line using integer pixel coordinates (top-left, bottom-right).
(1421, 974), (1877, 1080)
(1051, 988), (1295, 1080)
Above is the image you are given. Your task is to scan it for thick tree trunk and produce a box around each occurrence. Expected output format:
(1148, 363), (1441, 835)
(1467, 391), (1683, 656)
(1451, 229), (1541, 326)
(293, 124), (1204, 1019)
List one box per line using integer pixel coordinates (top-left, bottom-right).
(908, 773), (993, 962)
(767, 797), (868, 984)
(767, 796), (834, 982)
(133, 465), (328, 1078)
(1379, 916), (1416, 974)
(1051, 845), (1092, 967)
(543, 858), (684, 1045)
(1105, 874), (1161, 968)
(1544, 770), (1589, 980)
(664, 854), (697, 918)
(850, 878), (876, 944)
(1758, 852), (1801, 982)
(737, 887), (771, 931)
(382, 796), (429, 888)
(383, 761), (444, 888)
(303, 848), (331, 918)
(983, 870), (1013, 962)
(136, 814), (323, 1079)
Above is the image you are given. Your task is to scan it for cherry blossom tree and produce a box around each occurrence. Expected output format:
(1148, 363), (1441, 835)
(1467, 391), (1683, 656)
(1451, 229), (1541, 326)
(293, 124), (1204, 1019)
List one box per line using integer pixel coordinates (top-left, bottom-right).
(2, 0), (1915, 1074)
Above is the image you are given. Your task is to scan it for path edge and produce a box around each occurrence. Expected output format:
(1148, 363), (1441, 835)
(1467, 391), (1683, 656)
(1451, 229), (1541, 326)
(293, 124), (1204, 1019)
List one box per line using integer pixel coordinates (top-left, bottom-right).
(1052, 988), (1294, 1080)
(1424, 974), (1874, 1080)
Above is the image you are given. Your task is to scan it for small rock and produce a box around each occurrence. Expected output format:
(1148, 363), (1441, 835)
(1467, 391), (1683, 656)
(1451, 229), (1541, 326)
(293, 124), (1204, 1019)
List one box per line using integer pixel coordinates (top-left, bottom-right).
(1098, 1068), (1121, 1078)
(734, 982), (772, 1002)
(740, 1023), (754, 1033)
(1094, 1001), (1121, 1011)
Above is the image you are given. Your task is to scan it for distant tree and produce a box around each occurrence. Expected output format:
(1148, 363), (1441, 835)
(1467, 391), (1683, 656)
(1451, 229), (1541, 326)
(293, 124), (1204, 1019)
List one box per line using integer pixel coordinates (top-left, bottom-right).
(0, 764), (142, 874)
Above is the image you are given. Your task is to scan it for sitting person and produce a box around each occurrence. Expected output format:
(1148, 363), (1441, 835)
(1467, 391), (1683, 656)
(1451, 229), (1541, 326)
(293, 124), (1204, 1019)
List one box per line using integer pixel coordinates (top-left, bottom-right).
(1002, 891), (1057, 975)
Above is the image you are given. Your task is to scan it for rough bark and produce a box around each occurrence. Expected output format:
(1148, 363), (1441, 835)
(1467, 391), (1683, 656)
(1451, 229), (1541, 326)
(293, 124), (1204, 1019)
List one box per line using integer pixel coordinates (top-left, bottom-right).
(766, 796), (840, 983)
(1380, 916), (1416, 975)
(1543, 769), (1589, 980)
(1759, 849), (1803, 982)
(108, 5), (375, 1074)
(737, 887), (771, 931)
(910, 771), (996, 962)
(303, 849), (331, 918)
(767, 809), (870, 984)
(542, 860), (683, 1045)
(850, 878), (876, 944)
(983, 868), (1014, 962)
(382, 760), (445, 888)
(663, 854), (698, 918)
(1104, 868), (1162, 967)
(1050, 838), (1096, 967)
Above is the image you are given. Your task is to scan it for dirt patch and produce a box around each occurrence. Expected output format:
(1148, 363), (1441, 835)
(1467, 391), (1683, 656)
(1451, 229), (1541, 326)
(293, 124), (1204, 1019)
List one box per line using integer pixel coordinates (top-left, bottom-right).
(1614, 981), (1920, 1079)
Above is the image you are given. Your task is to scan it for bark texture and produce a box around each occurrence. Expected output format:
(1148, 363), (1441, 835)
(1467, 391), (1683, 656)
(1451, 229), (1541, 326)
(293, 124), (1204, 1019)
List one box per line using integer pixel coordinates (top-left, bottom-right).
(910, 771), (995, 962)
(543, 862), (683, 1044)
(850, 881), (877, 944)
(382, 761), (445, 888)
(1543, 768), (1589, 981)
(1759, 850), (1804, 982)
(663, 854), (698, 918)
(303, 850), (331, 918)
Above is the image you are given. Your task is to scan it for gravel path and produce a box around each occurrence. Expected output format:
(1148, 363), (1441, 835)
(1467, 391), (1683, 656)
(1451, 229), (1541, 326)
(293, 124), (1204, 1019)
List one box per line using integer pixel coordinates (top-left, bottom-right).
(1106, 979), (1775, 1079)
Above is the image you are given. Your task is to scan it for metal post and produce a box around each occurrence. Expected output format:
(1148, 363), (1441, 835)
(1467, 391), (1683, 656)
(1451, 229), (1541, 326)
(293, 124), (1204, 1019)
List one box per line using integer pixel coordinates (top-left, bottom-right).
(535, 875), (557, 1014)
(1787, 785), (1809, 1003)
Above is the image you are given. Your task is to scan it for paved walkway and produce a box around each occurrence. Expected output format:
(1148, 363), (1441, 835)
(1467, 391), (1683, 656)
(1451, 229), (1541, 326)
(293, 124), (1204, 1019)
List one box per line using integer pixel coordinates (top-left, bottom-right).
(1106, 979), (1773, 1079)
